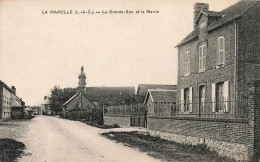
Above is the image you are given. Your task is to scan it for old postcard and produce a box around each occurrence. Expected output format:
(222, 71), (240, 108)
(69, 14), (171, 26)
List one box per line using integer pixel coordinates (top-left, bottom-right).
(0, 0), (259, 161)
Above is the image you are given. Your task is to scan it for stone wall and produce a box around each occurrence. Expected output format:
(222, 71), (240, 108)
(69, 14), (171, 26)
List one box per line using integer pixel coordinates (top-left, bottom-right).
(147, 117), (249, 161)
(104, 115), (130, 127)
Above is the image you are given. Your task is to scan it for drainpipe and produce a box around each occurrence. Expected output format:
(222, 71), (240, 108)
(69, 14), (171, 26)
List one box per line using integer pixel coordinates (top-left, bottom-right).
(234, 20), (238, 117)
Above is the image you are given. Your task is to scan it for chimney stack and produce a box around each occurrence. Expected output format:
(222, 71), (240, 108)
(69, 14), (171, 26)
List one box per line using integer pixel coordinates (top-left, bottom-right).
(194, 3), (209, 29)
(44, 96), (47, 100)
(11, 86), (16, 95)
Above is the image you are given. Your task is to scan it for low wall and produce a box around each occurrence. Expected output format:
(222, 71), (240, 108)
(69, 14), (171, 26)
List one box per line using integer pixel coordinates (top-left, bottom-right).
(104, 115), (130, 127)
(147, 117), (250, 161)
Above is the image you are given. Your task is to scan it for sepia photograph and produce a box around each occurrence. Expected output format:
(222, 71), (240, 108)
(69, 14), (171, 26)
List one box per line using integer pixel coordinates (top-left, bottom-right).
(0, 0), (259, 161)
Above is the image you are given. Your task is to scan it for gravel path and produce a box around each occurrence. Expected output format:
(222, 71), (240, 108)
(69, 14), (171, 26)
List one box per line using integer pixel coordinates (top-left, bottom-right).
(18, 116), (159, 162)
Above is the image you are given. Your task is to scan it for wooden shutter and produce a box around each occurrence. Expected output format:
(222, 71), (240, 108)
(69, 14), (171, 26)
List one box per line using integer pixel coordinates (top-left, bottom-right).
(181, 89), (184, 112)
(222, 37), (225, 64)
(223, 81), (229, 112)
(189, 87), (193, 112)
(203, 45), (206, 70)
(217, 38), (220, 65)
(199, 47), (202, 70)
(188, 52), (190, 74)
(212, 83), (216, 112)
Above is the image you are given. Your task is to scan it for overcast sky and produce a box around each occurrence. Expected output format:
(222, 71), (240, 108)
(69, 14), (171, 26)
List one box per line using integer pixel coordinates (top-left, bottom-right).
(0, 0), (238, 106)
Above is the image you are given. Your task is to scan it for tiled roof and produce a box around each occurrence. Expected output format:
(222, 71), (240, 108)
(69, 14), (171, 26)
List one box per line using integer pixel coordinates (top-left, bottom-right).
(63, 92), (96, 109)
(63, 93), (79, 106)
(175, 27), (199, 47)
(144, 89), (177, 103)
(137, 84), (177, 95)
(207, 0), (259, 31)
(42, 97), (51, 105)
(11, 96), (22, 107)
(204, 11), (223, 17)
(176, 0), (259, 47)
(85, 87), (135, 101)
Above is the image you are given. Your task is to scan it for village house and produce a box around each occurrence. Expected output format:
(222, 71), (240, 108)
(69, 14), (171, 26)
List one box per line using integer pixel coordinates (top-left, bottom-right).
(136, 84), (177, 95)
(11, 87), (25, 119)
(145, 1), (260, 161)
(144, 89), (177, 117)
(62, 66), (97, 119)
(0, 80), (25, 119)
(41, 96), (51, 115)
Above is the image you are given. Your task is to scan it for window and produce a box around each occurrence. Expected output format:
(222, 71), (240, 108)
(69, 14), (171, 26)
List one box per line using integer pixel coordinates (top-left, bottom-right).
(199, 44), (206, 72)
(216, 82), (224, 112)
(212, 81), (229, 113)
(180, 87), (193, 113)
(217, 37), (225, 66)
(199, 85), (205, 116)
(184, 88), (190, 112)
(184, 51), (190, 75)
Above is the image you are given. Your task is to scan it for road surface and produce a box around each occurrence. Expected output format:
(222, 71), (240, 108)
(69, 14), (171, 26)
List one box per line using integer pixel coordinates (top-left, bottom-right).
(18, 116), (159, 162)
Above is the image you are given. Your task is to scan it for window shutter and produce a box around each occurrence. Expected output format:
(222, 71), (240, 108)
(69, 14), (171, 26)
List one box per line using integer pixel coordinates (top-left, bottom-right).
(212, 83), (216, 112)
(217, 38), (219, 65)
(181, 89), (184, 112)
(189, 87), (193, 112)
(188, 52), (190, 74)
(203, 46), (206, 70)
(223, 81), (229, 112)
(222, 38), (225, 64)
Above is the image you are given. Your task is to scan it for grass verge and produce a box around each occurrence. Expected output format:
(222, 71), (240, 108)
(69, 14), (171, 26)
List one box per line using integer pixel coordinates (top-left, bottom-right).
(0, 138), (25, 162)
(102, 131), (236, 162)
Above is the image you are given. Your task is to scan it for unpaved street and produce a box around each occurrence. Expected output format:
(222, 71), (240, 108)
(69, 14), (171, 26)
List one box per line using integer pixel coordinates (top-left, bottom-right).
(18, 116), (159, 162)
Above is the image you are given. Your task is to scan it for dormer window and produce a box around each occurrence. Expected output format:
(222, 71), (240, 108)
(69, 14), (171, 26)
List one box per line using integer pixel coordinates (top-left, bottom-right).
(199, 44), (206, 72)
(217, 37), (225, 66)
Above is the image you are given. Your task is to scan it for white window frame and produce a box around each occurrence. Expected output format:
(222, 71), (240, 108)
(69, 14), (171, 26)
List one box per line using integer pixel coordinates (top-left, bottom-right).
(180, 87), (192, 113)
(199, 44), (206, 72)
(217, 36), (225, 67)
(184, 51), (190, 76)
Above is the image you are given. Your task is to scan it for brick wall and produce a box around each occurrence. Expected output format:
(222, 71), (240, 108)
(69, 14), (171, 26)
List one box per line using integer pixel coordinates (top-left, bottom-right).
(147, 80), (260, 161)
(104, 115), (130, 127)
(147, 117), (248, 144)
(0, 83), (3, 119)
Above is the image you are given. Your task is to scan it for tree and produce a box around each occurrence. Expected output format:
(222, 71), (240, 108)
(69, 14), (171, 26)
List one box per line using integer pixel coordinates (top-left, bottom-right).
(49, 86), (77, 114)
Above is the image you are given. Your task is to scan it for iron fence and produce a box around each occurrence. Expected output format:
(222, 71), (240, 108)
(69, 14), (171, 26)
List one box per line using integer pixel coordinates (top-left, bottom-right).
(152, 100), (248, 119)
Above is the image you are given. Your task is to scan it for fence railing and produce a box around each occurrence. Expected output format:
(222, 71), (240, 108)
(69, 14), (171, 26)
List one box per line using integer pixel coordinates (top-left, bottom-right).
(104, 100), (248, 119)
(153, 100), (248, 119)
(104, 104), (146, 116)
(104, 105), (131, 116)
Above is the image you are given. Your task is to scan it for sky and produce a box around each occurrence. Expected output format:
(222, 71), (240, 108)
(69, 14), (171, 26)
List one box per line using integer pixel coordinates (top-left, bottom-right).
(0, 0), (239, 106)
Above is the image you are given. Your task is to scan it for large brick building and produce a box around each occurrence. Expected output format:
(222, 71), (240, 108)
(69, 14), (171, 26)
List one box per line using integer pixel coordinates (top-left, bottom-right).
(145, 1), (260, 161)
(175, 1), (259, 118)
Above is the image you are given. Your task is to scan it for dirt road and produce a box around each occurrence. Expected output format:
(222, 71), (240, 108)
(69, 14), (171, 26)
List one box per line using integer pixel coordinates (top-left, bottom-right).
(18, 116), (159, 162)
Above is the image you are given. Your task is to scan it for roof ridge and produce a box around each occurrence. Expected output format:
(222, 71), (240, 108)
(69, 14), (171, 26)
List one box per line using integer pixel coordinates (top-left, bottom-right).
(149, 89), (177, 91)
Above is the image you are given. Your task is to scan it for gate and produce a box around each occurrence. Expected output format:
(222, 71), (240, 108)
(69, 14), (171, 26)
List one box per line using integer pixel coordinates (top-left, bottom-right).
(130, 104), (147, 128)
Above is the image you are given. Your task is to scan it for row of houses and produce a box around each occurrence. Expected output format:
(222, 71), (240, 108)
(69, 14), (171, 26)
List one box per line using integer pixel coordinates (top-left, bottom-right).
(0, 80), (26, 120)
(104, 1), (260, 161)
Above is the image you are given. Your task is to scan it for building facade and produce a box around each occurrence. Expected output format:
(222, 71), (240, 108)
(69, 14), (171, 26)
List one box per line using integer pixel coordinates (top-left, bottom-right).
(0, 81), (25, 119)
(176, 1), (259, 119)
(144, 89), (177, 117)
(146, 1), (260, 161)
(41, 96), (52, 115)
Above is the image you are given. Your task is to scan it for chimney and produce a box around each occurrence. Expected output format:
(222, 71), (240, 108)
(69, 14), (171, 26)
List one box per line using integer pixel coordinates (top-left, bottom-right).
(11, 86), (16, 95)
(194, 3), (209, 29)
(44, 96), (47, 100)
